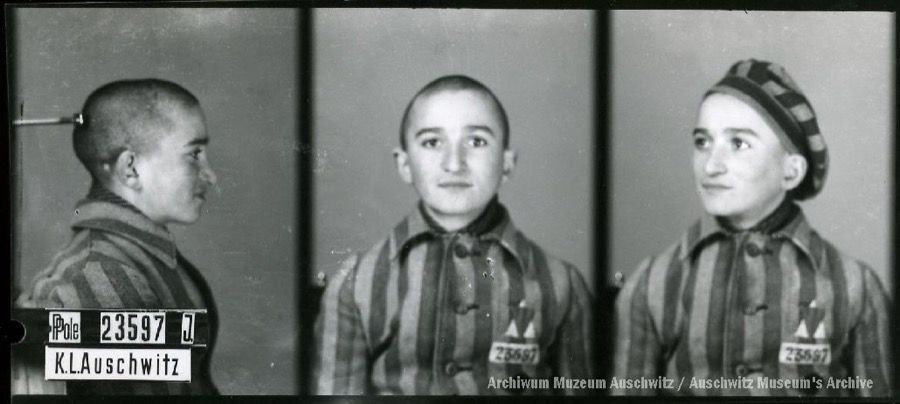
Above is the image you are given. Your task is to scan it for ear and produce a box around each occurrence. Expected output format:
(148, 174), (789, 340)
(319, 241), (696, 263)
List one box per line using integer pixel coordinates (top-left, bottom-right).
(393, 147), (413, 184)
(781, 153), (808, 191)
(501, 149), (517, 183)
(111, 150), (141, 190)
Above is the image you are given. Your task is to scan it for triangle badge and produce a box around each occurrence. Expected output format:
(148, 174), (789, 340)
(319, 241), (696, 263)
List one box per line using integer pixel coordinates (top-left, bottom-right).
(504, 321), (520, 338)
(812, 323), (826, 339)
(794, 320), (810, 338)
(522, 322), (535, 339)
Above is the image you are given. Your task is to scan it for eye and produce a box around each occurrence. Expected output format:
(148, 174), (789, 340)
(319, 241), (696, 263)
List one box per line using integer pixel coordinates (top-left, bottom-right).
(420, 138), (441, 149)
(731, 137), (750, 150)
(468, 136), (489, 147)
(188, 148), (203, 160)
(692, 136), (710, 150)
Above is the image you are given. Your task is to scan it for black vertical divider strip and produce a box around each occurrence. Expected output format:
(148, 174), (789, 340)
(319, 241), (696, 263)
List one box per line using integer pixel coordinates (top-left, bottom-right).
(297, 6), (315, 396)
(894, 9), (899, 397)
(593, 9), (612, 392)
(5, 6), (15, 297)
(4, 3), (19, 368)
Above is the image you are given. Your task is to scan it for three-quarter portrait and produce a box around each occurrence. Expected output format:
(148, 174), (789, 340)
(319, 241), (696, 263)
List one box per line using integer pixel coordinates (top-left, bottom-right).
(609, 10), (894, 397)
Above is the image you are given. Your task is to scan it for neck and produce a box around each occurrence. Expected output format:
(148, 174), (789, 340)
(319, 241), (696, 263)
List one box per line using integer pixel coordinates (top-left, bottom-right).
(422, 206), (486, 233)
(87, 181), (151, 218)
(728, 193), (785, 230)
(419, 197), (502, 235)
(720, 195), (797, 234)
(105, 181), (138, 205)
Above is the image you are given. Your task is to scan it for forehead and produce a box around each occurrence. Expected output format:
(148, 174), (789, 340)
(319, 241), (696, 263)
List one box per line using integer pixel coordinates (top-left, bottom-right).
(696, 93), (790, 156)
(407, 89), (503, 130)
(147, 106), (207, 149)
(697, 93), (771, 130)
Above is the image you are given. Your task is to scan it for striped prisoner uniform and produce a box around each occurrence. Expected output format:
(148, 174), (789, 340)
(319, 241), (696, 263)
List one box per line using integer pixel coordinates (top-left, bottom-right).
(314, 200), (594, 395)
(613, 201), (892, 396)
(15, 186), (218, 395)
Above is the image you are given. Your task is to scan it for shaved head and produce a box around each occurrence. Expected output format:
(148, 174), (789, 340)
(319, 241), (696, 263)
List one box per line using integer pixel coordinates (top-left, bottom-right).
(399, 75), (509, 150)
(73, 79), (201, 181)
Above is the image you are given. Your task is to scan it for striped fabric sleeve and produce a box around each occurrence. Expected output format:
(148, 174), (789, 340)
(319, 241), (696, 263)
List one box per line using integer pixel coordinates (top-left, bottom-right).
(14, 260), (163, 394)
(849, 265), (893, 397)
(611, 257), (661, 396)
(552, 264), (595, 395)
(35, 259), (160, 310)
(313, 254), (370, 395)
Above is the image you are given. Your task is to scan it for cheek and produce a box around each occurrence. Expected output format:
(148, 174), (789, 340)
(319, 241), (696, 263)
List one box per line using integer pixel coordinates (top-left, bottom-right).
(734, 158), (779, 190)
(152, 158), (182, 178)
(472, 152), (503, 177)
(408, 158), (435, 183)
(165, 163), (198, 192)
(691, 154), (706, 178)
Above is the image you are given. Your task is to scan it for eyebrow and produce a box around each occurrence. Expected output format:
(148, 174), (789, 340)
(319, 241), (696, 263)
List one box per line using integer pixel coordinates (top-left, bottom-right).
(414, 125), (496, 138)
(465, 125), (496, 137)
(185, 137), (209, 147)
(724, 127), (758, 137)
(691, 127), (758, 137)
(414, 127), (443, 139)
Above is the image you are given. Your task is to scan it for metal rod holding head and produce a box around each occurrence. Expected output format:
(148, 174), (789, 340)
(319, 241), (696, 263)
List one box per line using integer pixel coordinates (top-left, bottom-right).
(13, 113), (83, 127)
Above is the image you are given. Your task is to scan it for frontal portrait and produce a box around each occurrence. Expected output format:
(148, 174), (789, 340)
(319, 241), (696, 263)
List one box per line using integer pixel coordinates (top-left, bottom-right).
(394, 76), (516, 231)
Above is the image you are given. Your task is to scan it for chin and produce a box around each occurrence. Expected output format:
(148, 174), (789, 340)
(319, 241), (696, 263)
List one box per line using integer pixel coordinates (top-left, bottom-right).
(699, 198), (739, 218)
(171, 212), (202, 225)
(424, 196), (481, 216)
(428, 203), (476, 217)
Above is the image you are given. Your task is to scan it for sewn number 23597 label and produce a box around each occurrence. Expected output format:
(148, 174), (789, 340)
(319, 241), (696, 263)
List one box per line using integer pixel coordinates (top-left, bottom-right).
(779, 342), (831, 365)
(489, 342), (540, 365)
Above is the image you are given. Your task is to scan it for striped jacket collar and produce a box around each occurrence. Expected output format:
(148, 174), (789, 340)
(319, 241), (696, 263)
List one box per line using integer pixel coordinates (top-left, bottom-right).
(679, 208), (816, 265)
(71, 198), (179, 269)
(389, 201), (527, 272)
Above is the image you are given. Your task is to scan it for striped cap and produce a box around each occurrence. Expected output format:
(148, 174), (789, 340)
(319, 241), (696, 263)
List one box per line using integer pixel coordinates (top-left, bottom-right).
(706, 59), (828, 200)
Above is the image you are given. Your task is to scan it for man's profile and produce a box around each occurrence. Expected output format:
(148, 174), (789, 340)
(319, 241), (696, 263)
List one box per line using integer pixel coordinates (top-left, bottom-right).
(312, 75), (595, 395)
(14, 79), (219, 395)
(612, 59), (893, 397)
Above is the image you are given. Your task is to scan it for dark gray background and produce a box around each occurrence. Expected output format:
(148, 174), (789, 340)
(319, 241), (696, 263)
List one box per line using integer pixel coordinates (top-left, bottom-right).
(610, 11), (894, 292)
(312, 9), (596, 290)
(11, 8), (298, 394)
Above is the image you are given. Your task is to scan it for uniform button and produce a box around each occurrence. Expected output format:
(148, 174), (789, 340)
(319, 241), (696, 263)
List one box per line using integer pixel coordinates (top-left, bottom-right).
(444, 362), (459, 376)
(743, 303), (768, 315)
(745, 243), (761, 257)
(735, 363), (750, 377)
(454, 244), (470, 258)
(455, 303), (479, 314)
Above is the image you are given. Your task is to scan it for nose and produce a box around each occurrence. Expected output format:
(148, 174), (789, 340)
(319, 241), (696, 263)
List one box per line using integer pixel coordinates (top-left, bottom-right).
(200, 163), (217, 186)
(441, 142), (466, 173)
(703, 145), (727, 176)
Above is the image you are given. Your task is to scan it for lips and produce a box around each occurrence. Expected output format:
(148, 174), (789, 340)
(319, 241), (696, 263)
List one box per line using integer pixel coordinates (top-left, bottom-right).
(701, 182), (731, 191)
(438, 181), (472, 189)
